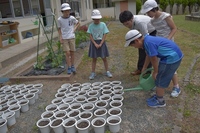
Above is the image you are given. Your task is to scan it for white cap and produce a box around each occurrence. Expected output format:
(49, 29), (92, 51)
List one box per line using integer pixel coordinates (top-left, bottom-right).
(140, 0), (158, 14)
(124, 30), (142, 47)
(61, 3), (71, 11)
(91, 9), (102, 19)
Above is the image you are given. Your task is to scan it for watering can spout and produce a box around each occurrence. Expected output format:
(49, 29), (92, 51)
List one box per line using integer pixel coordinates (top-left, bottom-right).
(123, 68), (155, 92)
(123, 85), (143, 92)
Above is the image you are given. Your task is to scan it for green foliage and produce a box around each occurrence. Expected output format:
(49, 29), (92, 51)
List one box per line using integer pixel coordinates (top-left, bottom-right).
(185, 83), (200, 94)
(183, 109), (191, 117)
(101, 16), (114, 23)
(35, 41), (64, 69)
(75, 30), (89, 47)
(34, 55), (44, 69)
(136, 0), (142, 14)
(159, 0), (168, 11)
(182, 0), (189, 13)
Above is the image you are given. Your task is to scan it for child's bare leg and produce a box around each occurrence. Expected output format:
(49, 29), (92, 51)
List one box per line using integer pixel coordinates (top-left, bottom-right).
(70, 51), (74, 66)
(102, 57), (108, 71)
(65, 51), (71, 67)
(92, 58), (97, 72)
(172, 73), (179, 88)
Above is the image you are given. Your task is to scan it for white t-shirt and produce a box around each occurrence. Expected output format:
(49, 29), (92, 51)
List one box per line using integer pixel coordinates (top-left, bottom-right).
(57, 16), (79, 39)
(133, 15), (155, 35)
(151, 12), (172, 38)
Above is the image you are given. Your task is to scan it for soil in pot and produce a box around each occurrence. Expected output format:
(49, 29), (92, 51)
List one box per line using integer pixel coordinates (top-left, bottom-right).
(111, 102), (121, 107)
(56, 113), (65, 118)
(110, 110), (120, 115)
(96, 110), (106, 115)
(69, 112), (79, 117)
(43, 113), (53, 118)
(109, 119), (119, 124)
(97, 102), (106, 107)
(80, 113), (91, 119)
(38, 120), (49, 126)
(77, 121), (89, 128)
(83, 106), (92, 110)
(64, 120), (75, 126)
(51, 119), (62, 126)
(94, 120), (104, 126)
(87, 97), (97, 102)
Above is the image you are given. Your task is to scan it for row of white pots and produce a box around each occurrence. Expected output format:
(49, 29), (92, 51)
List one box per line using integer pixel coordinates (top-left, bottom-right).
(37, 114), (122, 133)
(0, 83), (43, 133)
(36, 81), (123, 133)
(61, 81), (122, 89)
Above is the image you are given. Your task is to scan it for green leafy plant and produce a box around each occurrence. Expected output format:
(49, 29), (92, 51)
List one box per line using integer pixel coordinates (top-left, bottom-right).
(34, 55), (44, 69)
(136, 0), (142, 14)
(75, 30), (89, 47)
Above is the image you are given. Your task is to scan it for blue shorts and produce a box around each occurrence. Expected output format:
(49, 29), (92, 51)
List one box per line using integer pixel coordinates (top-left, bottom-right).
(155, 59), (182, 88)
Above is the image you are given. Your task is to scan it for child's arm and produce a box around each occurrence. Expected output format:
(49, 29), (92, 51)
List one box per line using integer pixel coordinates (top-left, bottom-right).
(89, 34), (100, 49)
(99, 34), (107, 47)
(74, 21), (80, 32)
(58, 28), (63, 43)
(165, 16), (177, 40)
(149, 56), (159, 79)
(142, 55), (151, 72)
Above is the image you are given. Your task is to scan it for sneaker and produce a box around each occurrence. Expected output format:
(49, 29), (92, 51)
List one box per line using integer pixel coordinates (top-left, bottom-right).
(89, 72), (96, 80)
(106, 71), (112, 78)
(67, 67), (71, 75)
(146, 94), (157, 102)
(147, 97), (166, 108)
(171, 87), (181, 97)
(71, 65), (76, 73)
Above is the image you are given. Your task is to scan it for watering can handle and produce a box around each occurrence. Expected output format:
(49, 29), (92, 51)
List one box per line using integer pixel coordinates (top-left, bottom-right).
(139, 68), (154, 80)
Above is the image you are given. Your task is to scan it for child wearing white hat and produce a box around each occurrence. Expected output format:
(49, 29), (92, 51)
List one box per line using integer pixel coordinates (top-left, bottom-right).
(87, 9), (112, 80)
(58, 3), (80, 74)
(125, 29), (183, 108)
(141, 0), (181, 98)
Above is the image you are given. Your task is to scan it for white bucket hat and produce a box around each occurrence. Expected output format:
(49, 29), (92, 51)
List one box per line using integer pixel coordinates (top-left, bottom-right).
(124, 30), (142, 47)
(140, 0), (158, 14)
(61, 3), (71, 11)
(91, 9), (102, 19)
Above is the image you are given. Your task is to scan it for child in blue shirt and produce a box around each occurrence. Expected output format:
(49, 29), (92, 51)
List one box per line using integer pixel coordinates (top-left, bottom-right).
(125, 30), (183, 108)
(87, 9), (112, 80)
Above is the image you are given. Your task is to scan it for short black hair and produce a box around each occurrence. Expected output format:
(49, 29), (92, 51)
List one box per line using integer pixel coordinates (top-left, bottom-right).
(150, 7), (159, 12)
(119, 10), (133, 23)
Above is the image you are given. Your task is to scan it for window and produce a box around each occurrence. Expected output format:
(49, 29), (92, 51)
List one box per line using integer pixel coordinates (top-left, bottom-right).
(22, 0), (31, 16)
(93, 0), (114, 8)
(13, 0), (23, 17)
(0, 0), (40, 19)
(0, 0), (12, 18)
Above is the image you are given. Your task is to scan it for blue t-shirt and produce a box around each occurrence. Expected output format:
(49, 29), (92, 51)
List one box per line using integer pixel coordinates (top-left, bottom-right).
(87, 22), (109, 40)
(143, 35), (183, 64)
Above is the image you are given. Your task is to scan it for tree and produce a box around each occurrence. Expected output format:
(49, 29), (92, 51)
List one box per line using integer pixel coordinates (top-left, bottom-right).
(175, 0), (182, 14)
(195, 0), (200, 11)
(159, 0), (168, 11)
(188, 0), (197, 13)
(136, 0), (142, 14)
(169, 0), (175, 14)
(182, 0), (189, 14)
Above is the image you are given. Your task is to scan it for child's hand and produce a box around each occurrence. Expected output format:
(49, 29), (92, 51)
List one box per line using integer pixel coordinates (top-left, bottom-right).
(152, 71), (157, 80)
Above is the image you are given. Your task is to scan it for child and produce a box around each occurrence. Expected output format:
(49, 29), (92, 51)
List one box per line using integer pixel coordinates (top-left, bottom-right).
(141, 0), (181, 98)
(119, 10), (156, 76)
(124, 29), (183, 107)
(87, 9), (112, 80)
(57, 3), (80, 74)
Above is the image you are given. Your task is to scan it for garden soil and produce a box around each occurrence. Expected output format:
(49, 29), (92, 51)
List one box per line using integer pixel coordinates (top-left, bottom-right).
(2, 21), (200, 133)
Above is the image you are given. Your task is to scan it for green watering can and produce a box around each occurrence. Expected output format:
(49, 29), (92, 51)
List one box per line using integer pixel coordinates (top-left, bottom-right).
(124, 68), (155, 92)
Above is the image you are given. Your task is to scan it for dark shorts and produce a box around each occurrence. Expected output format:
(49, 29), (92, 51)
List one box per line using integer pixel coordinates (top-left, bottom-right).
(155, 59), (182, 88)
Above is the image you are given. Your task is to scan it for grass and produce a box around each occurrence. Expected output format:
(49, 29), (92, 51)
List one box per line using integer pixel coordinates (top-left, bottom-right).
(172, 15), (200, 132)
(173, 15), (200, 35)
